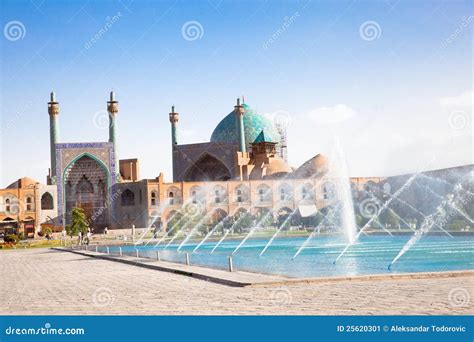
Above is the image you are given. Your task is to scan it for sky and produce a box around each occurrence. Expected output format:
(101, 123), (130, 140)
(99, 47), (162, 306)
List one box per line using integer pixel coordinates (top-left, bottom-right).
(0, 0), (472, 186)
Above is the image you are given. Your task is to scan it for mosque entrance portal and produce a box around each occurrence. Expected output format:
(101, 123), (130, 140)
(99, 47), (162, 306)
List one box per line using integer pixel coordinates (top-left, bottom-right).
(64, 155), (109, 230)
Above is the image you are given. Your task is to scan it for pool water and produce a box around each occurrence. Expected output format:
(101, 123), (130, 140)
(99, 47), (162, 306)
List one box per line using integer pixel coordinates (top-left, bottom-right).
(105, 235), (474, 278)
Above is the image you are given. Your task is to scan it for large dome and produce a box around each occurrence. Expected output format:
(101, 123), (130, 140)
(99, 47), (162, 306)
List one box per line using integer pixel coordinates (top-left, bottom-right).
(210, 104), (281, 145)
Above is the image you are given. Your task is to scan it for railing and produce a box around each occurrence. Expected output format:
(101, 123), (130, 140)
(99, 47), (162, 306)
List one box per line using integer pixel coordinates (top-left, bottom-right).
(72, 244), (235, 272)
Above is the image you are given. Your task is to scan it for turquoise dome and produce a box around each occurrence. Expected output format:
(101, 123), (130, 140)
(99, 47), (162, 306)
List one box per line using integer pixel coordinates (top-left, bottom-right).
(210, 104), (280, 145)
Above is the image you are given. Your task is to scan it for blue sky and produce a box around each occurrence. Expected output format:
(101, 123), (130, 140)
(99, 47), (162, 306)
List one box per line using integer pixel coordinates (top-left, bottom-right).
(0, 0), (472, 185)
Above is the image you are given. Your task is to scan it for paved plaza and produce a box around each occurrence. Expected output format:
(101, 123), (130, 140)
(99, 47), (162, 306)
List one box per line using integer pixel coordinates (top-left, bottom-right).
(0, 248), (472, 315)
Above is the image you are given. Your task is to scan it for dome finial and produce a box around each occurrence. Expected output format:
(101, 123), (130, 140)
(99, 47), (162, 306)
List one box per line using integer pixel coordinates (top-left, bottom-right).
(50, 91), (56, 102)
(236, 97), (240, 106)
(172, 105), (175, 113)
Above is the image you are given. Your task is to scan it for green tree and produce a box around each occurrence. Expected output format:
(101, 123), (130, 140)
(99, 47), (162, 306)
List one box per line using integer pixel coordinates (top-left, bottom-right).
(65, 207), (89, 237)
(233, 212), (254, 233)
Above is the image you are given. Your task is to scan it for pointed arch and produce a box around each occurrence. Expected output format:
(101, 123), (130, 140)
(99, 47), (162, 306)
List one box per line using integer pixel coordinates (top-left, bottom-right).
(62, 153), (110, 228)
(183, 153), (231, 181)
(41, 192), (54, 210)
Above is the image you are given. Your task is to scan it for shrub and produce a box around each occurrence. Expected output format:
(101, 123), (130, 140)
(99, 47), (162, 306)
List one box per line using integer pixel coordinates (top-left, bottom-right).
(4, 234), (19, 244)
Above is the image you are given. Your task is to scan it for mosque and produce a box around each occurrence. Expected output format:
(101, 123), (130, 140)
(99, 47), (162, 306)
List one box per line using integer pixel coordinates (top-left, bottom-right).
(0, 92), (472, 237)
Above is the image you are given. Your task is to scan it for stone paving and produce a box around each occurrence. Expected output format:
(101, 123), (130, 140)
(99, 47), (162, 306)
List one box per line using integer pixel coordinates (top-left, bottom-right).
(0, 249), (472, 315)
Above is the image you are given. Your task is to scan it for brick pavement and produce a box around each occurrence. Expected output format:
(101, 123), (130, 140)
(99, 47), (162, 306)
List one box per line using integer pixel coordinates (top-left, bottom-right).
(0, 249), (472, 315)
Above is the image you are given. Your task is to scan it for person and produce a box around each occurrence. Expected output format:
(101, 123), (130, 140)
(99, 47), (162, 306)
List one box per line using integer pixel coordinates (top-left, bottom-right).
(104, 227), (108, 235)
(61, 229), (66, 245)
(78, 231), (83, 245)
(85, 230), (92, 245)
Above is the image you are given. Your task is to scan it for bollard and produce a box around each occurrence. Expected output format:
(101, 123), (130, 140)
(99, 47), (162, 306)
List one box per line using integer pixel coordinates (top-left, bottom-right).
(106, 247), (109, 254)
(156, 251), (161, 261)
(228, 256), (233, 272)
(185, 253), (190, 266)
(119, 247), (122, 256)
(95, 246), (98, 253)
(136, 249), (139, 258)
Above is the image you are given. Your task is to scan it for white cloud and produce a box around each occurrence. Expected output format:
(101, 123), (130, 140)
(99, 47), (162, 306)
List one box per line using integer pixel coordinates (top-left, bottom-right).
(307, 104), (356, 124)
(439, 90), (473, 107)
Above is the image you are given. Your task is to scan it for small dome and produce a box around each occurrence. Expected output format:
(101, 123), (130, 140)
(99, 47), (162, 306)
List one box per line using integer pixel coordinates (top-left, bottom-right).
(250, 157), (292, 180)
(6, 177), (39, 189)
(265, 158), (293, 177)
(210, 103), (280, 146)
(295, 154), (328, 178)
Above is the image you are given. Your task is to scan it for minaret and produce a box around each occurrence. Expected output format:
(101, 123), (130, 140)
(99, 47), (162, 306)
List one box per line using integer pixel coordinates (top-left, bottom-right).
(234, 98), (246, 152)
(169, 105), (179, 146)
(107, 91), (119, 159)
(48, 91), (60, 183)
(169, 106), (179, 182)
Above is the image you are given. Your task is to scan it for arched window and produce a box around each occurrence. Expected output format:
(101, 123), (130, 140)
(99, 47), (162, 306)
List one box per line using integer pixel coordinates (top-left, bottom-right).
(41, 192), (54, 210)
(189, 186), (204, 204)
(168, 191), (175, 205)
(279, 183), (293, 201)
(121, 189), (135, 206)
(213, 186), (226, 204)
(235, 185), (249, 203)
(322, 182), (335, 200)
(26, 197), (33, 211)
(150, 191), (157, 206)
(5, 198), (11, 212)
(215, 190), (221, 203)
(257, 185), (271, 203)
(301, 184), (314, 200)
